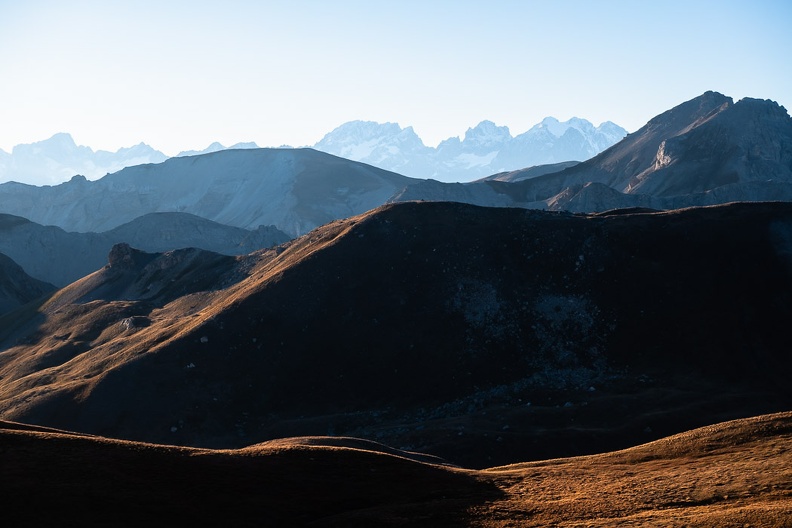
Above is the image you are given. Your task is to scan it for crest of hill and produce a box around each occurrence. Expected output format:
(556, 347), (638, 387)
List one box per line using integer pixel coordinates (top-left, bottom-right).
(0, 211), (288, 287)
(1, 201), (791, 468)
(0, 411), (789, 526)
(40, 243), (246, 313)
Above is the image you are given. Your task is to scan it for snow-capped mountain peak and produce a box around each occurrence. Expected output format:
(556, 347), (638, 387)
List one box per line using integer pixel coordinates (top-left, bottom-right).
(463, 120), (512, 146)
(314, 121), (428, 165)
(311, 117), (626, 182)
(530, 117), (595, 138)
(0, 116), (627, 186)
(1, 134), (167, 185)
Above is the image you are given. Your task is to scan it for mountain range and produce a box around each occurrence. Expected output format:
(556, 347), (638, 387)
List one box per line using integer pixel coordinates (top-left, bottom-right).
(0, 117), (626, 186)
(1, 91), (787, 248)
(0, 133), (169, 186)
(1, 90), (791, 525)
(313, 117), (626, 182)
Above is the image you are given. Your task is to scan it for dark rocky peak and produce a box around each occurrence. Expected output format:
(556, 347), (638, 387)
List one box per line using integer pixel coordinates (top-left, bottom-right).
(68, 174), (89, 185)
(643, 93), (792, 184)
(107, 243), (155, 270)
(729, 96), (791, 124)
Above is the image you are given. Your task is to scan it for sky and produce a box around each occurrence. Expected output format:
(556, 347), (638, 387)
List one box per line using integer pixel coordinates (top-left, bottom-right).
(1, 0), (790, 156)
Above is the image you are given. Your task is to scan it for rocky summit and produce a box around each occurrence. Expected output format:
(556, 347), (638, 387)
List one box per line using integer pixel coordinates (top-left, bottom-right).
(390, 91), (792, 212)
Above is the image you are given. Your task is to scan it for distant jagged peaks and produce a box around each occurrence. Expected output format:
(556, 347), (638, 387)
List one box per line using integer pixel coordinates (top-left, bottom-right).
(314, 117), (627, 181)
(175, 141), (260, 158)
(462, 120), (512, 149)
(0, 133), (168, 186)
(312, 121), (427, 166)
(0, 114), (626, 185)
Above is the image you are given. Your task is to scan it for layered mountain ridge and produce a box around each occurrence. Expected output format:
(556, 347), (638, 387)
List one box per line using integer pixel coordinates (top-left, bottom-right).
(0, 148), (417, 237)
(1, 91), (789, 290)
(1, 88), (789, 309)
(0, 212), (289, 287)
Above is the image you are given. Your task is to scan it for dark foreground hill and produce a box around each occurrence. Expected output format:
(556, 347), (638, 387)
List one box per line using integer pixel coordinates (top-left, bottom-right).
(1, 201), (791, 468)
(1, 412), (790, 526)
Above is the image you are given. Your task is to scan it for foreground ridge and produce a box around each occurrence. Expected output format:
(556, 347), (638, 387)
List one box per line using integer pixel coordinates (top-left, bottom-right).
(1, 412), (790, 526)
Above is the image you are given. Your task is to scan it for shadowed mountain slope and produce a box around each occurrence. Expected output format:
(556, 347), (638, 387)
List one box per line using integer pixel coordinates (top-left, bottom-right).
(0, 212), (289, 286)
(474, 160), (580, 183)
(1, 411), (789, 526)
(1, 201), (791, 467)
(0, 148), (417, 237)
(0, 252), (56, 315)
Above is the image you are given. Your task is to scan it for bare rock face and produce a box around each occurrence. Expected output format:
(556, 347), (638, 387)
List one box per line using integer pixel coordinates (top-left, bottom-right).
(622, 96), (792, 196)
(534, 91), (792, 210)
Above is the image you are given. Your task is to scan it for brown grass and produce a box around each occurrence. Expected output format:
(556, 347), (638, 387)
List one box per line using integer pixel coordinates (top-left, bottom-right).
(1, 412), (790, 527)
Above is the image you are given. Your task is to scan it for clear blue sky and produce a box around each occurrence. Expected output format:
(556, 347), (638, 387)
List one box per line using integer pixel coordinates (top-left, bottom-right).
(1, 0), (790, 155)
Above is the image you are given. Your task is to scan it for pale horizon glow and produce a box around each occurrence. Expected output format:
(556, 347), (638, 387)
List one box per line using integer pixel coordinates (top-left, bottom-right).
(1, 0), (790, 156)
